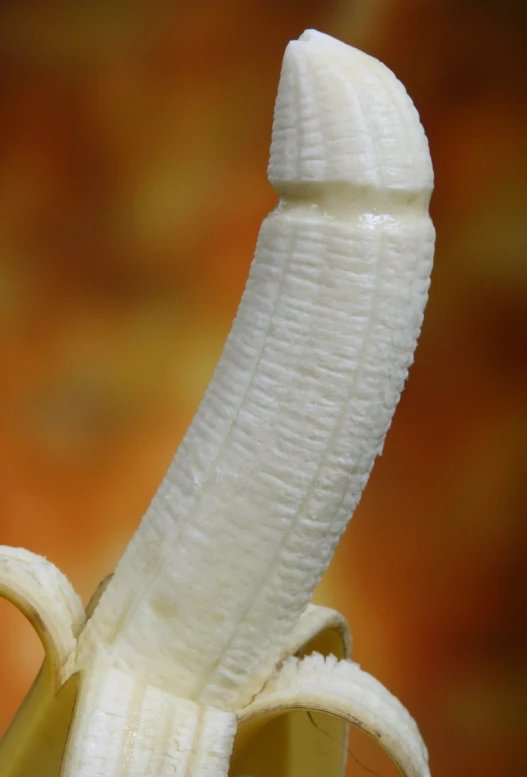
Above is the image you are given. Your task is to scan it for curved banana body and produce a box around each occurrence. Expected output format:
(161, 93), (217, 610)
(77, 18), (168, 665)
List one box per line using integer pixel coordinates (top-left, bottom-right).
(0, 30), (435, 777)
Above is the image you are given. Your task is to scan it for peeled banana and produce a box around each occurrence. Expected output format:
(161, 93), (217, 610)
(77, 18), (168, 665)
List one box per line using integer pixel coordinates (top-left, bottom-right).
(0, 29), (435, 777)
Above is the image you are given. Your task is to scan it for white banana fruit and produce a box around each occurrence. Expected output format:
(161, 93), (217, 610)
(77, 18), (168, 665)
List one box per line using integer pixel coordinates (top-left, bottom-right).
(0, 29), (435, 777)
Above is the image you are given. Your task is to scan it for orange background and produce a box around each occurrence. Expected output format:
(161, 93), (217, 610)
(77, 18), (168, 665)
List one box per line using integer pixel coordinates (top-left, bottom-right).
(0, 2), (525, 776)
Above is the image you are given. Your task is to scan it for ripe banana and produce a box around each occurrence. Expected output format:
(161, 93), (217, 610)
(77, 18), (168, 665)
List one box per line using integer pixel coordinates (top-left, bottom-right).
(0, 29), (435, 777)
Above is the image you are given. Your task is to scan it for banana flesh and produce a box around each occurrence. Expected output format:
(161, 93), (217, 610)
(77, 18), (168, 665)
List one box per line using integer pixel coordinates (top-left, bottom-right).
(0, 29), (435, 777)
(60, 658), (237, 777)
(78, 28), (434, 714)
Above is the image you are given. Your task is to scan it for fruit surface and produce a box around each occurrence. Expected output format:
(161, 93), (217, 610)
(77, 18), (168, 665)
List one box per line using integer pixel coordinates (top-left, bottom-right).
(0, 29), (434, 777)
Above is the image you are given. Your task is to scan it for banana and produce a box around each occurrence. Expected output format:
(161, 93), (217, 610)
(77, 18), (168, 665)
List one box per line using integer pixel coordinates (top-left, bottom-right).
(0, 29), (435, 777)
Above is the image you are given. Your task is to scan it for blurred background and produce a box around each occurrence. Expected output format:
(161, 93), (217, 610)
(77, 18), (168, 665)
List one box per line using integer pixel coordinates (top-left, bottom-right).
(0, 1), (525, 775)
